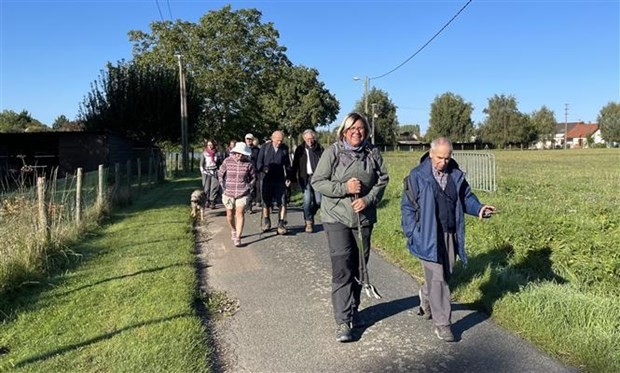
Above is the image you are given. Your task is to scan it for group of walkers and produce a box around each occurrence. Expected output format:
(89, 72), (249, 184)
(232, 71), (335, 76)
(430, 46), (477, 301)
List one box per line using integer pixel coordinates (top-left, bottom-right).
(200, 112), (496, 344)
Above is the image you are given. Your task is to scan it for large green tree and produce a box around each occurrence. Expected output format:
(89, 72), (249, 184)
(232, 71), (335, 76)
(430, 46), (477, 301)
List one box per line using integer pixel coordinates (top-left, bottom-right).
(79, 60), (202, 143)
(128, 6), (290, 142)
(598, 101), (620, 143)
(354, 87), (398, 145)
(426, 92), (474, 142)
(479, 94), (527, 148)
(530, 106), (557, 146)
(261, 65), (339, 140)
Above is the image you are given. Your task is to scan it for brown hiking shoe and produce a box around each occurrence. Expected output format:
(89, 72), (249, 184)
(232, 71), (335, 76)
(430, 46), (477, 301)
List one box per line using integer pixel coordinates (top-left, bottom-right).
(305, 221), (313, 233)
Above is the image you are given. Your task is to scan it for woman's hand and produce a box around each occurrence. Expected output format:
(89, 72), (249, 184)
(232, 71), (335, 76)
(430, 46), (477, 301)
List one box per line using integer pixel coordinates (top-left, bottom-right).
(346, 177), (361, 194)
(351, 197), (367, 213)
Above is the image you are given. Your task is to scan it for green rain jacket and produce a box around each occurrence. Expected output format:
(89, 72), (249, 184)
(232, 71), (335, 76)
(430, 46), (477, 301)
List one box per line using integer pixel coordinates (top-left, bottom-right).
(311, 141), (389, 228)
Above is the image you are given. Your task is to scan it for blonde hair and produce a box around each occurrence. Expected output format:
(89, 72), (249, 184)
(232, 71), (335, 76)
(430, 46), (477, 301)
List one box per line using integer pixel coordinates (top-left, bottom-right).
(336, 112), (370, 140)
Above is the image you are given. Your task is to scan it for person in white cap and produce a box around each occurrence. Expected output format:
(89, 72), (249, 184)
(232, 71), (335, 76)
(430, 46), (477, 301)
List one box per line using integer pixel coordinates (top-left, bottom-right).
(217, 142), (257, 247)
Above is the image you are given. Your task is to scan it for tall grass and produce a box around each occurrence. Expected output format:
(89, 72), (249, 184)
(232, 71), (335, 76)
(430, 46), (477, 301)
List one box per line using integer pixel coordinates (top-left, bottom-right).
(0, 169), (109, 294)
(373, 148), (620, 372)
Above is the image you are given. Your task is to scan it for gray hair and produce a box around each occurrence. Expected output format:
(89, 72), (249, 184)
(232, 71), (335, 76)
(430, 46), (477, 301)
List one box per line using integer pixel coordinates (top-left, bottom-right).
(430, 137), (453, 151)
(302, 129), (316, 139)
(336, 112), (370, 140)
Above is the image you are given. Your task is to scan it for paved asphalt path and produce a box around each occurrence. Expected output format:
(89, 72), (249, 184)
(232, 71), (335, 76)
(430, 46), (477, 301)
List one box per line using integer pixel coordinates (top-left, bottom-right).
(196, 205), (575, 373)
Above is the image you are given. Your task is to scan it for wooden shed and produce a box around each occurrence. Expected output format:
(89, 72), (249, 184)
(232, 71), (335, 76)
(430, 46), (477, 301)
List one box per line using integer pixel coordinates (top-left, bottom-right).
(0, 131), (162, 185)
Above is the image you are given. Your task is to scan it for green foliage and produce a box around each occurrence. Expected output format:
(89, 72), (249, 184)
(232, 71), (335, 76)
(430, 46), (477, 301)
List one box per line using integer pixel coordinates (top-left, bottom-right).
(261, 65), (339, 139)
(427, 92), (474, 142)
(373, 149), (620, 372)
(399, 124), (421, 138)
(0, 110), (48, 133)
(598, 101), (620, 142)
(79, 60), (201, 143)
(52, 115), (84, 131)
(354, 87), (398, 144)
(478, 94), (529, 148)
(530, 106), (557, 143)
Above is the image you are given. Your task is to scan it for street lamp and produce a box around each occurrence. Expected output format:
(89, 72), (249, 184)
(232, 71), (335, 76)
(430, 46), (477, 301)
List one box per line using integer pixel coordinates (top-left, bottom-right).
(352, 76), (369, 117)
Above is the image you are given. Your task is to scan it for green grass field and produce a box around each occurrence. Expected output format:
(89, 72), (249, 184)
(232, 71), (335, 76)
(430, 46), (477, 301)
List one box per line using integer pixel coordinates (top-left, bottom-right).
(0, 178), (212, 372)
(373, 148), (620, 372)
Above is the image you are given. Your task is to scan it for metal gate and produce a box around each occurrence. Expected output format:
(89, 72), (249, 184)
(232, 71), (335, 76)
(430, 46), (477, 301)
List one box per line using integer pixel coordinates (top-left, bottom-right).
(451, 152), (496, 192)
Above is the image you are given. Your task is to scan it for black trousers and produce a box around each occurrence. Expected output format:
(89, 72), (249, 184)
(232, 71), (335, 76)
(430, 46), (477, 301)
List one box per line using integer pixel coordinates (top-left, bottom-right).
(324, 221), (372, 325)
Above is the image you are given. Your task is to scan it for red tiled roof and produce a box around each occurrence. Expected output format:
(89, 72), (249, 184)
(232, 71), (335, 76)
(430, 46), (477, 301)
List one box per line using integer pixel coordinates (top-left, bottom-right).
(566, 123), (598, 138)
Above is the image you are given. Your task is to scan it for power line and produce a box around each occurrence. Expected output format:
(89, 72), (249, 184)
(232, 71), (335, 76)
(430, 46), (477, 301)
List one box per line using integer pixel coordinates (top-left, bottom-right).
(370, 0), (473, 81)
(154, 0), (165, 22)
(166, 0), (174, 20)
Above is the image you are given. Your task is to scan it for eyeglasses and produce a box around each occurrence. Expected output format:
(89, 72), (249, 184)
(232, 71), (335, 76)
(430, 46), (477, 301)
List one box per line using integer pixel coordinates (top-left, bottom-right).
(347, 126), (365, 133)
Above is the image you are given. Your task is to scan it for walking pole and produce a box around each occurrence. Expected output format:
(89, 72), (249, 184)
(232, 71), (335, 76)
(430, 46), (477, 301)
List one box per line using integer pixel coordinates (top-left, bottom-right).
(354, 194), (382, 299)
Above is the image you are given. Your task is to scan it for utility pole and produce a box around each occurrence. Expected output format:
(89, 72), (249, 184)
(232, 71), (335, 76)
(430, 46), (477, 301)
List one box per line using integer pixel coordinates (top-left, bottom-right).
(564, 103), (569, 150)
(175, 54), (189, 172)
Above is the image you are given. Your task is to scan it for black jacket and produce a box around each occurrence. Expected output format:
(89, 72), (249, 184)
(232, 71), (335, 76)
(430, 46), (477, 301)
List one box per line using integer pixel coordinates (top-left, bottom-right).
(256, 142), (291, 184)
(291, 142), (324, 189)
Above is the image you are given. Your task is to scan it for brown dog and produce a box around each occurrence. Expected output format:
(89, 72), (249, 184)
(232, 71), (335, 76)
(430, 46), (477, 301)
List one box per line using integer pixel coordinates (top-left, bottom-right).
(190, 189), (207, 221)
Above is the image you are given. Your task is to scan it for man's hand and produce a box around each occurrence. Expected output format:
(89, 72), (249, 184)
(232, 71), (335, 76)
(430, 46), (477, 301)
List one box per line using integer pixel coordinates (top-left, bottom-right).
(479, 205), (497, 220)
(285, 179), (291, 187)
(346, 177), (361, 194)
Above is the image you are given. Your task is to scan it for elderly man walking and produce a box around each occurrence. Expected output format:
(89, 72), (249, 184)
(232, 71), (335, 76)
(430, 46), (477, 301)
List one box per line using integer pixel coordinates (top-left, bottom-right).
(401, 137), (496, 342)
(257, 130), (292, 235)
(291, 129), (324, 233)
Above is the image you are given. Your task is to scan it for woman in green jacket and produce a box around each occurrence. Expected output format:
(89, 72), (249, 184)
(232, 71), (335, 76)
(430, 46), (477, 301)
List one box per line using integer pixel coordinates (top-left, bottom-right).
(311, 112), (389, 342)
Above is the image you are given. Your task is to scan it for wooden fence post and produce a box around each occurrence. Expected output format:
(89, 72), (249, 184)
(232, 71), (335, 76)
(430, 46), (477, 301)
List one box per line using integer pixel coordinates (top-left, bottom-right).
(137, 158), (142, 190)
(126, 159), (132, 199)
(76, 168), (83, 225)
(115, 163), (120, 202)
(97, 164), (104, 209)
(37, 176), (49, 244)
(148, 156), (153, 185)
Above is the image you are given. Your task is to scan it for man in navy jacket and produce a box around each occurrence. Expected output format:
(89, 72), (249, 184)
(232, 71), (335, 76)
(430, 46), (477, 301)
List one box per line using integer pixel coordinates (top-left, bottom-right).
(401, 137), (495, 342)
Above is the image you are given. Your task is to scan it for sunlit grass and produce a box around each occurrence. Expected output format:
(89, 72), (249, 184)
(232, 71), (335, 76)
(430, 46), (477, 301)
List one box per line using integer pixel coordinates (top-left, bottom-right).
(373, 148), (620, 372)
(0, 178), (212, 372)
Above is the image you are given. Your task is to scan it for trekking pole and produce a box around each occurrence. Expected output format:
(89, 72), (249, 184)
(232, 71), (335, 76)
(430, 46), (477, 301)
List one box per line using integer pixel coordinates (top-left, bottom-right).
(354, 194), (382, 299)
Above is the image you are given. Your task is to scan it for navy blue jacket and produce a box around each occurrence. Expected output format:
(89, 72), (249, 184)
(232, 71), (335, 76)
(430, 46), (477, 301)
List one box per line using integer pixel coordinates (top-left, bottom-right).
(401, 154), (482, 264)
(256, 142), (291, 185)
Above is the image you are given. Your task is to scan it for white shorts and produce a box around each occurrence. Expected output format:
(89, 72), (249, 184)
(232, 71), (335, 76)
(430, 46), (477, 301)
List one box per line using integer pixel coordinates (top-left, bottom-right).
(222, 194), (248, 210)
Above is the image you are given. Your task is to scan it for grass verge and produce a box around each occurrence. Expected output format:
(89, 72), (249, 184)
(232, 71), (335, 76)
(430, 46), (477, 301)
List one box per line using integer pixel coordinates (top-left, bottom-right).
(0, 178), (213, 372)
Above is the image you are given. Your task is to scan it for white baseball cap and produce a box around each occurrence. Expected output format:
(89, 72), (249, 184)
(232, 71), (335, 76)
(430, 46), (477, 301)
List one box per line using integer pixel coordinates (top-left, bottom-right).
(245, 133), (254, 140)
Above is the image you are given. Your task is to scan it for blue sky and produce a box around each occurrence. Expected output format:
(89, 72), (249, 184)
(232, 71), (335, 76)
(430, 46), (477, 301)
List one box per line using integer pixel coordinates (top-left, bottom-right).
(1, 0), (619, 134)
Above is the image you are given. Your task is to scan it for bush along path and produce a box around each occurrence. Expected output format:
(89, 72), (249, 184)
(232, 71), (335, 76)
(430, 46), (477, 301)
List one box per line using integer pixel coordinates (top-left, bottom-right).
(0, 178), (213, 372)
